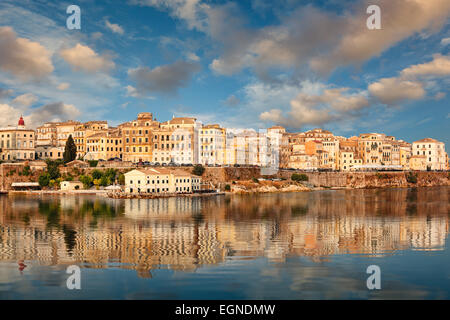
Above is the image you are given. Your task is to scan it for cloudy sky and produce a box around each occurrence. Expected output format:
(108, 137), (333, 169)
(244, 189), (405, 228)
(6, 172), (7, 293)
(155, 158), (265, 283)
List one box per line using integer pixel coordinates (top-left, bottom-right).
(0, 0), (449, 145)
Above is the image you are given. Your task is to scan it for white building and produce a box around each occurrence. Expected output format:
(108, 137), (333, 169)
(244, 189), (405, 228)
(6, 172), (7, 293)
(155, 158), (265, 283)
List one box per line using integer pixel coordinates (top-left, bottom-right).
(412, 138), (447, 170)
(124, 168), (201, 194)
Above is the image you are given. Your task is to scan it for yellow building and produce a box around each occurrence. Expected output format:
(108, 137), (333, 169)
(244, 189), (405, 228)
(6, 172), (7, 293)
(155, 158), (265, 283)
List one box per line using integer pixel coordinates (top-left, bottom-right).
(35, 146), (64, 160)
(73, 121), (109, 158)
(85, 129), (123, 161)
(121, 112), (159, 163)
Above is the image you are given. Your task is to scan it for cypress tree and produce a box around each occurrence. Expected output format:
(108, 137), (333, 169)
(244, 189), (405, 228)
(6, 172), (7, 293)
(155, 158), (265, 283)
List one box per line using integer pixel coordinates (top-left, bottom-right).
(63, 135), (77, 163)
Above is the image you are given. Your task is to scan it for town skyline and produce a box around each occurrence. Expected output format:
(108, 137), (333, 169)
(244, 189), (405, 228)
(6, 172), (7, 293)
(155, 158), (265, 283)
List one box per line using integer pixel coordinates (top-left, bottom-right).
(0, 0), (448, 147)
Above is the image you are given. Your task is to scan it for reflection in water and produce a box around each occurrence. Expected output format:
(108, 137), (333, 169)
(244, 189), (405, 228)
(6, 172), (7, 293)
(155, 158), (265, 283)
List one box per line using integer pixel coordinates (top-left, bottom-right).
(0, 188), (448, 272)
(0, 187), (449, 299)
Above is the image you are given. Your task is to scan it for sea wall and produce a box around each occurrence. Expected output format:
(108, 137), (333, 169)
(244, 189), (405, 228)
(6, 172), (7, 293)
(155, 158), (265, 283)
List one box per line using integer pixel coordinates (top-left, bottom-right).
(202, 168), (450, 189)
(1, 162), (449, 191)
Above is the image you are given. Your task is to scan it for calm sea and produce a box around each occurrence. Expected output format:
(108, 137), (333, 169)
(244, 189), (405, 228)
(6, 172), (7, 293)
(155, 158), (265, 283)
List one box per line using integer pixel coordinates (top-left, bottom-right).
(0, 187), (449, 299)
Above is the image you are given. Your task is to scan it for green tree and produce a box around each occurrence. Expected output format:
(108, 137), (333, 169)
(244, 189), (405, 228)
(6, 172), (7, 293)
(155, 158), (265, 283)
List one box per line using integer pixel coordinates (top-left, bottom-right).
(88, 160), (98, 167)
(192, 164), (205, 176)
(22, 165), (31, 176)
(38, 173), (50, 187)
(118, 173), (125, 185)
(45, 160), (61, 180)
(92, 169), (103, 180)
(63, 135), (77, 163)
(79, 175), (93, 189)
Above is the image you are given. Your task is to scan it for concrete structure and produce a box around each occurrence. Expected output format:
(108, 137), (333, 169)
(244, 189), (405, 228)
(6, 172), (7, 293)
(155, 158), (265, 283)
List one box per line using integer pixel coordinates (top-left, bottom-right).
(60, 181), (84, 191)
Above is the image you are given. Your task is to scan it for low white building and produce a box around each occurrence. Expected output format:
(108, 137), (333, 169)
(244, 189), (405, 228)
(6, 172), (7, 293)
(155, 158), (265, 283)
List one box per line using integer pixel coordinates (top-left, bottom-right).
(60, 181), (83, 191)
(124, 168), (201, 194)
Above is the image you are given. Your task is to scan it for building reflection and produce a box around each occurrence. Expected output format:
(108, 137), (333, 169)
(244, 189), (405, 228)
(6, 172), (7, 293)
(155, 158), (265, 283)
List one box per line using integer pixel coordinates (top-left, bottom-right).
(0, 188), (448, 276)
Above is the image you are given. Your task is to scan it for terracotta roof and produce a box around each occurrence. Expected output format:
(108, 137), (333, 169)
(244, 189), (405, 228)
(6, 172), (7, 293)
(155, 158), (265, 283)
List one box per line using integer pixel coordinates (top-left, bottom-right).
(414, 138), (442, 143)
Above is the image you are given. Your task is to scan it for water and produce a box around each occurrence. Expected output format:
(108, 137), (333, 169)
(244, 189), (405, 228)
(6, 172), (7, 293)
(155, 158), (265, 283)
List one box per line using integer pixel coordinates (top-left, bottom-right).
(0, 187), (449, 299)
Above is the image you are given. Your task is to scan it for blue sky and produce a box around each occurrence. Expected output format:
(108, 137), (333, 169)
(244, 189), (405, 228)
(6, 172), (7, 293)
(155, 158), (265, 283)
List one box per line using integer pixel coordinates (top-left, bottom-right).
(0, 0), (448, 145)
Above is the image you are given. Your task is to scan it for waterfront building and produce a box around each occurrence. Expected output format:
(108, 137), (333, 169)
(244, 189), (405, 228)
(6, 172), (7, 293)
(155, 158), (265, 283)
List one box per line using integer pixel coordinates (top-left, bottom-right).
(409, 155), (427, 171)
(412, 138), (447, 170)
(358, 133), (385, 165)
(73, 121), (109, 158)
(84, 129), (123, 161)
(159, 117), (201, 165)
(0, 116), (35, 161)
(152, 118), (198, 165)
(121, 113), (159, 163)
(199, 124), (226, 165)
(124, 168), (201, 194)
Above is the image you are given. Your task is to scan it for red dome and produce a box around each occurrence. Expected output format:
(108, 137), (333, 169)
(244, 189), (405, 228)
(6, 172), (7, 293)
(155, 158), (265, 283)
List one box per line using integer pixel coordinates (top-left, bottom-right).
(18, 116), (25, 126)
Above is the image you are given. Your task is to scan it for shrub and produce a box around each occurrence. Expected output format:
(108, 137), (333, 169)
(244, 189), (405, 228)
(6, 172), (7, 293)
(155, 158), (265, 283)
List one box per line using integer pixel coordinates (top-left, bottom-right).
(118, 173), (125, 185)
(45, 160), (61, 180)
(91, 169), (103, 180)
(38, 173), (50, 187)
(225, 184), (231, 191)
(79, 175), (93, 189)
(406, 172), (418, 184)
(88, 160), (98, 167)
(252, 177), (259, 183)
(22, 165), (31, 176)
(192, 164), (205, 176)
(99, 175), (109, 187)
(291, 173), (308, 182)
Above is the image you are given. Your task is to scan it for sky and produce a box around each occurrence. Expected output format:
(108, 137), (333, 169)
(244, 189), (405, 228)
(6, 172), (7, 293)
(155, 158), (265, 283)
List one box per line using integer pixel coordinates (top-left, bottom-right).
(0, 0), (449, 145)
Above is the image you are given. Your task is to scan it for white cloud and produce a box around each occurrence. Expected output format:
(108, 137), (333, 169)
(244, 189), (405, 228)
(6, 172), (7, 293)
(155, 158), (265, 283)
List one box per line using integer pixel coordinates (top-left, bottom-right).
(441, 38), (450, 46)
(368, 54), (450, 104)
(401, 54), (450, 78)
(130, 0), (208, 31)
(368, 78), (425, 104)
(126, 85), (139, 97)
(204, 0), (450, 76)
(60, 44), (115, 73)
(57, 83), (70, 91)
(0, 102), (80, 129)
(186, 52), (200, 61)
(0, 26), (53, 81)
(105, 20), (124, 35)
(11, 93), (38, 107)
(259, 85), (368, 128)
